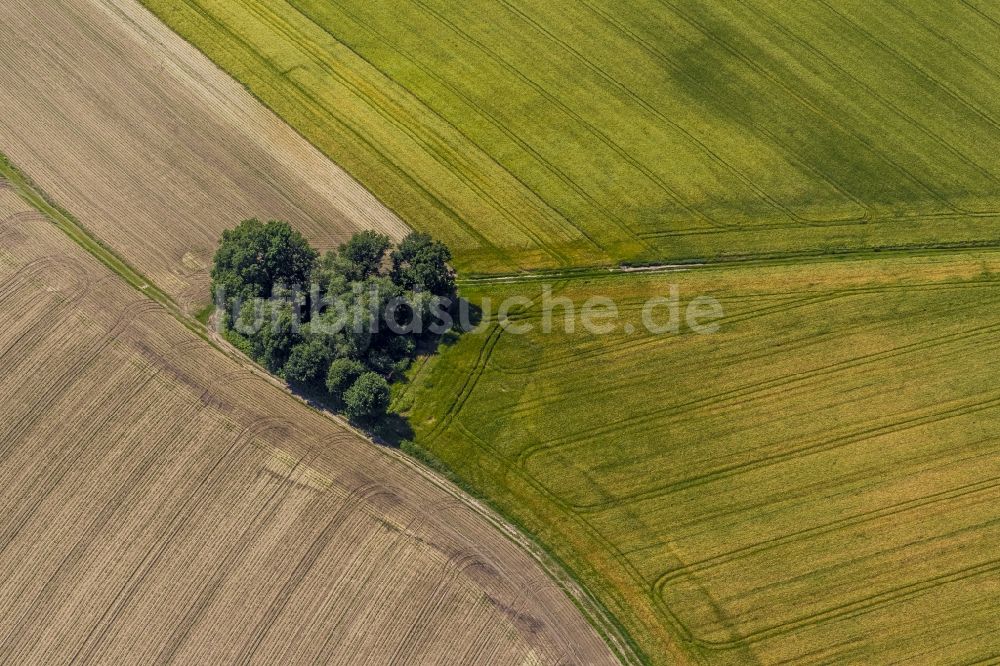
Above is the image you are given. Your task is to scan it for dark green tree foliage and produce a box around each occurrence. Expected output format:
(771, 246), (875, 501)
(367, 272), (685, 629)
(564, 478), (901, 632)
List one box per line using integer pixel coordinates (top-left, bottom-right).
(332, 230), (392, 282)
(391, 232), (456, 297)
(343, 372), (391, 421)
(325, 357), (367, 401)
(233, 299), (302, 373)
(211, 219), (317, 301)
(212, 223), (454, 427)
(329, 275), (405, 357)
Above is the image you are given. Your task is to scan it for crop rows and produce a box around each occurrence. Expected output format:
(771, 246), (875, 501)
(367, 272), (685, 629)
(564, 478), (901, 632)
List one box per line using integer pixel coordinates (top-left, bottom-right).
(0, 0), (407, 312)
(9, 0), (1000, 661)
(406, 252), (1000, 663)
(141, 0), (1000, 271)
(0, 183), (616, 663)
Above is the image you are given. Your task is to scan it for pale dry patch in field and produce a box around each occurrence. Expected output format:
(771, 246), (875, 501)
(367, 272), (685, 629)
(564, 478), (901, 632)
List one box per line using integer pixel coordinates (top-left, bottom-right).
(0, 191), (615, 664)
(0, 0), (409, 312)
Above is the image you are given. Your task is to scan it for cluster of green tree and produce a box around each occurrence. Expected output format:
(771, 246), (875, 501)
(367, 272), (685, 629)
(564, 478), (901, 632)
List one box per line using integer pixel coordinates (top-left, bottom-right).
(211, 219), (455, 425)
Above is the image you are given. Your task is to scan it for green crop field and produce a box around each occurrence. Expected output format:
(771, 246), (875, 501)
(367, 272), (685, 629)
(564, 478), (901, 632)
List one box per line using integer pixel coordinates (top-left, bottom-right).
(142, 0), (1000, 273)
(399, 252), (1000, 663)
(139, 0), (1000, 662)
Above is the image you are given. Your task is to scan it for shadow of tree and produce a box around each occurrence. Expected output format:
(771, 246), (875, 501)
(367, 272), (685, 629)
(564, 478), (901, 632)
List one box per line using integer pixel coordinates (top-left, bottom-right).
(285, 298), (481, 447)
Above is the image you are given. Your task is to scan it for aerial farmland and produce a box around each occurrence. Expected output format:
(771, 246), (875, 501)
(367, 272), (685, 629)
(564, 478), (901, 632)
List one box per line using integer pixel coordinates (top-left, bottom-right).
(0, 184), (617, 663)
(0, 0), (409, 310)
(2, 0), (999, 664)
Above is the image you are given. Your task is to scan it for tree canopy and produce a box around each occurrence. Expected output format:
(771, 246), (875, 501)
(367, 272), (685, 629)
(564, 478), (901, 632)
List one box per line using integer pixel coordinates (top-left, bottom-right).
(343, 372), (391, 421)
(331, 229), (392, 282)
(325, 357), (366, 401)
(210, 219), (317, 301)
(391, 232), (456, 297)
(212, 220), (455, 428)
(283, 335), (333, 388)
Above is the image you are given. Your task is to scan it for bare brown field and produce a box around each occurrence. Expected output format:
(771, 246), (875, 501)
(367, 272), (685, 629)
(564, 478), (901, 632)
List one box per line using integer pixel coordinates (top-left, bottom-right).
(0, 0), (409, 312)
(0, 186), (617, 664)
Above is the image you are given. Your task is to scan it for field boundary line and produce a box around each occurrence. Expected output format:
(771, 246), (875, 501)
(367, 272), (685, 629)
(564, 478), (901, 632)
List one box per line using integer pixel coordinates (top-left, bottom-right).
(227, 0), (571, 264)
(284, 0), (617, 254)
(380, 443), (647, 666)
(0, 156), (197, 330)
(458, 240), (1000, 285)
(444, 422), (713, 664)
(162, 0), (520, 269)
(0, 150), (639, 665)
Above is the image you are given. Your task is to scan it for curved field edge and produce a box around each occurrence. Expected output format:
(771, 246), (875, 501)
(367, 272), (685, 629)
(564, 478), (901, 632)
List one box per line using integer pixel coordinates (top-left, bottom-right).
(390, 440), (646, 665)
(136, 0), (1000, 273)
(0, 200), (603, 662)
(0, 150), (634, 663)
(111, 0), (1000, 660)
(400, 255), (1000, 664)
(400, 324), (698, 664)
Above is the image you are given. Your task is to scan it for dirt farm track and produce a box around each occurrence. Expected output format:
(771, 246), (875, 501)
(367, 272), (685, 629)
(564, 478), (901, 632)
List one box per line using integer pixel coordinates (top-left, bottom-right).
(0, 184), (617, 663)
(0, 0), (409, 312)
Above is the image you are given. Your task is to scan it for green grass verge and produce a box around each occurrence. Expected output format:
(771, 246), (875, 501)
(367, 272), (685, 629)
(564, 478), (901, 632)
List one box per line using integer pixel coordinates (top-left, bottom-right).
(0, 152), (249, 366)
(195, 302), (216, 325)
(0, 154), (171, 306)
(3, 145), (644, 659)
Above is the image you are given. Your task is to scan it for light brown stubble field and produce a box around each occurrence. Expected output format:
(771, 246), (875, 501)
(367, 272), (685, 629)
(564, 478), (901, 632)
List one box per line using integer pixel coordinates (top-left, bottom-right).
(0, 183), (618, 664)
(0, 0), (409, 312)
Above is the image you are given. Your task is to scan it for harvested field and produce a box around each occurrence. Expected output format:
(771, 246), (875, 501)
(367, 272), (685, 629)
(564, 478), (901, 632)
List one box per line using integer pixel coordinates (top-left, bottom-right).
(0, 0), (408, 312)
(404, 253), (1000, 663)
(9, 0), (1000, 662)
(0, 185), (618, 664)
(140, 0), (1000, 271)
